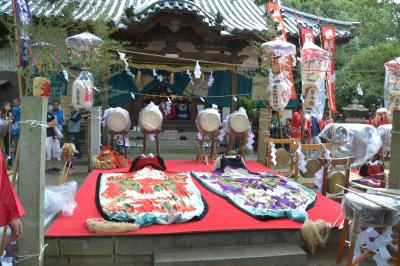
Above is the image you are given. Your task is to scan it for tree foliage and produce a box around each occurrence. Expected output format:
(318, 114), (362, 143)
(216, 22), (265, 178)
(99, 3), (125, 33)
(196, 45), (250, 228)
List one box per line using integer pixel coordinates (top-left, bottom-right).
(0, 2), (126, 102)
(282, 0), (400, 111)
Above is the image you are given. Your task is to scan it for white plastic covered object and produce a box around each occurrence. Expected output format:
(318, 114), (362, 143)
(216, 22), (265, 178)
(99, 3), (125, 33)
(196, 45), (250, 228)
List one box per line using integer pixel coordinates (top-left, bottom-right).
(44, 181), (78, 226)
(377, 124), (392, 154)
(103, 107), (131, 132)
(261, 40), (296, 57)
(138, 101), (163, 132)
(196, 108), (221, 132)
(342, 192), (400, 227)
(267, 76), (292, 112)
(319, 123), (382, 165)
(225, 107), (250, 134)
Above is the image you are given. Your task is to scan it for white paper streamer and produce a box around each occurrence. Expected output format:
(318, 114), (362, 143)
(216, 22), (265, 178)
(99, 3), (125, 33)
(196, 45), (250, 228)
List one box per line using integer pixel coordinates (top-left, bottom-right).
(152, 69), (157, 76)
(217, 128), (226, 141)
(194, 61), (201, 79)
(270, 141), (277, 166)
(314, 167), (324, 191)
(118, 51), (135, 78)
(208, 71), (214, 87)
(130, 92), (135, 100)
(148, 134), (156, 142)
(324, 147), (330, 160)
(162, 101), (172, 116)
(233, 96), (237, 102)
(200, 97), (205, 102)
(354, 226), (393, 266)
(357, 83), (364, 96)
(62, 69), (69, 81)
(297, 144), (307, 173)
(246, 131), (254, 150)
(157, 75), (163, 82)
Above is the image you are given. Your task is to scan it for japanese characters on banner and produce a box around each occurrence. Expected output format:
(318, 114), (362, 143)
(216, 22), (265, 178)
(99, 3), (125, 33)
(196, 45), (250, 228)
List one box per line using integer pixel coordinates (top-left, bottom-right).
(13, 0), (32, 68)
(321, 26), (337, 113)
(300, 28), (315, 46)
(267, 2), (296, 100)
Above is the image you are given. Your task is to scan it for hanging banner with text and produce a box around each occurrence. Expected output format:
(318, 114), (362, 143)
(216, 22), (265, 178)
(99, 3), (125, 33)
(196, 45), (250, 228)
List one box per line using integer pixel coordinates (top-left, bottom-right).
(267, 2), (296, 100)
(321, 26), (337, 113)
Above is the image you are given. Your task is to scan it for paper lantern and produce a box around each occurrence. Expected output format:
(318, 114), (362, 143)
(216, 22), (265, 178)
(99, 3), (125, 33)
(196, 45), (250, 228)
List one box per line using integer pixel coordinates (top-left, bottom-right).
(32, 77), (51, 97)
(267, 77), (291, 112)
(72, 71), (93, 110)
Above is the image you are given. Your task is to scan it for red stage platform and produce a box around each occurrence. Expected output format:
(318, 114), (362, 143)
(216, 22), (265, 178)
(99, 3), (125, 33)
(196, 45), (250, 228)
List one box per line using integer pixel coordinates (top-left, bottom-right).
(46, 160), (343, 237)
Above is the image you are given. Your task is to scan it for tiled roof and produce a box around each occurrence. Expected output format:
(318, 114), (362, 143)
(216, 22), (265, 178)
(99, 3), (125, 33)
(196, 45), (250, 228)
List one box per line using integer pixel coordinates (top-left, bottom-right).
(0, 0), (359, 38)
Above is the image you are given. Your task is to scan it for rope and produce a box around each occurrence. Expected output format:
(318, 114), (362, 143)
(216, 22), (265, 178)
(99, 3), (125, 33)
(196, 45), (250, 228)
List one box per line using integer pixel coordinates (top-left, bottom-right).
(19, 120), (48, 137)
(14, 243), (48, 263)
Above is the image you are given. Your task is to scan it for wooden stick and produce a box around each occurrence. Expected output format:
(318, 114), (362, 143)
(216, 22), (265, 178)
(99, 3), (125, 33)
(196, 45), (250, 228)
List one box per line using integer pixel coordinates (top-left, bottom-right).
(336, 184), (397, 211)
(59, 161), (68, 184)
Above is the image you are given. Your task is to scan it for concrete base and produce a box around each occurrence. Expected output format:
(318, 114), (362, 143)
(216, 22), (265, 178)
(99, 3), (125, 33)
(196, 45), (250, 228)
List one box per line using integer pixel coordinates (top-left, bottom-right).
(44, 229), (342, 265)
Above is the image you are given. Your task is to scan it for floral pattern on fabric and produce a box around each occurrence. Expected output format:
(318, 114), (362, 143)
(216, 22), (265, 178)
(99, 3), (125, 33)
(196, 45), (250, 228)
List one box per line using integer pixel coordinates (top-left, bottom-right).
(97, 167), (206, 226)
(192, 167), (316, 222)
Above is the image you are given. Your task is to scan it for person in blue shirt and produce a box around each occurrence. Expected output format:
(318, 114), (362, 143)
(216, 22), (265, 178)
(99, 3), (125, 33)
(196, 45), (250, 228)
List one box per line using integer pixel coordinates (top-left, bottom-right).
(11, 98), (21, 157)
(51, 100), (64, 133)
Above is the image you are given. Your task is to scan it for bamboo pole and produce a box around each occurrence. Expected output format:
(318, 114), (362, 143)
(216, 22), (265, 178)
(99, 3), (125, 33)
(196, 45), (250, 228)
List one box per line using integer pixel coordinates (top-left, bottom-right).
(12, 0), (24, 97)
(389, 110), (400, 189)
(336, 184), (397, 211)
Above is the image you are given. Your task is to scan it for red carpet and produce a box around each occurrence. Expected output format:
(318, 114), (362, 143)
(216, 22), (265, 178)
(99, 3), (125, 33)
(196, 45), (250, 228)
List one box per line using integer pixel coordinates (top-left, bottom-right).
(46, 160), (344, 237)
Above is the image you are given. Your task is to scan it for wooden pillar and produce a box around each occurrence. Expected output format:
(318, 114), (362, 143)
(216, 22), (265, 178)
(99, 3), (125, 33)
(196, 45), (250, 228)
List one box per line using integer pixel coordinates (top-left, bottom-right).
(89, 106), (102, 171)
(257, 108), (270, 163)
(390, 110), (400, 188)
(18, 96), (47, 266)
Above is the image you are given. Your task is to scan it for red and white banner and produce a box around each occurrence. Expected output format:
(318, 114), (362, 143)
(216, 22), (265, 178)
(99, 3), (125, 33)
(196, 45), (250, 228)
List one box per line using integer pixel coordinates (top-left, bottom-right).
(321, 26), (337, 113)
(267, 2), (296, 100)
(300, 27), (315, 46)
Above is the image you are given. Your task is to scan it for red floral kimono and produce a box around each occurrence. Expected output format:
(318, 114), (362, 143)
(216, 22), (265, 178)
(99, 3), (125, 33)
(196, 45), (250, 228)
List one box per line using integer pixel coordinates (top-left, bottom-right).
(0, 156), (25, 226)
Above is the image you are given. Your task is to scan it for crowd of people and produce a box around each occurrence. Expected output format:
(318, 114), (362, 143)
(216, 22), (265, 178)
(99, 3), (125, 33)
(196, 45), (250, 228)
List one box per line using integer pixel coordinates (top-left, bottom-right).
(0, 99), (83, 172)
(269, 106), (334, 144)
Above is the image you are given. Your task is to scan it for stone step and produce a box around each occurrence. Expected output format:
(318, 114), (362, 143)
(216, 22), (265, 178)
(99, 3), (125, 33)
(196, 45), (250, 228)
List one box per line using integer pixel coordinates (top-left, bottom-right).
(128, 131), (200, 140)
(130, 139), (220, 147)
(154, 243), (306, 266)
(129, 146), (226, 154)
